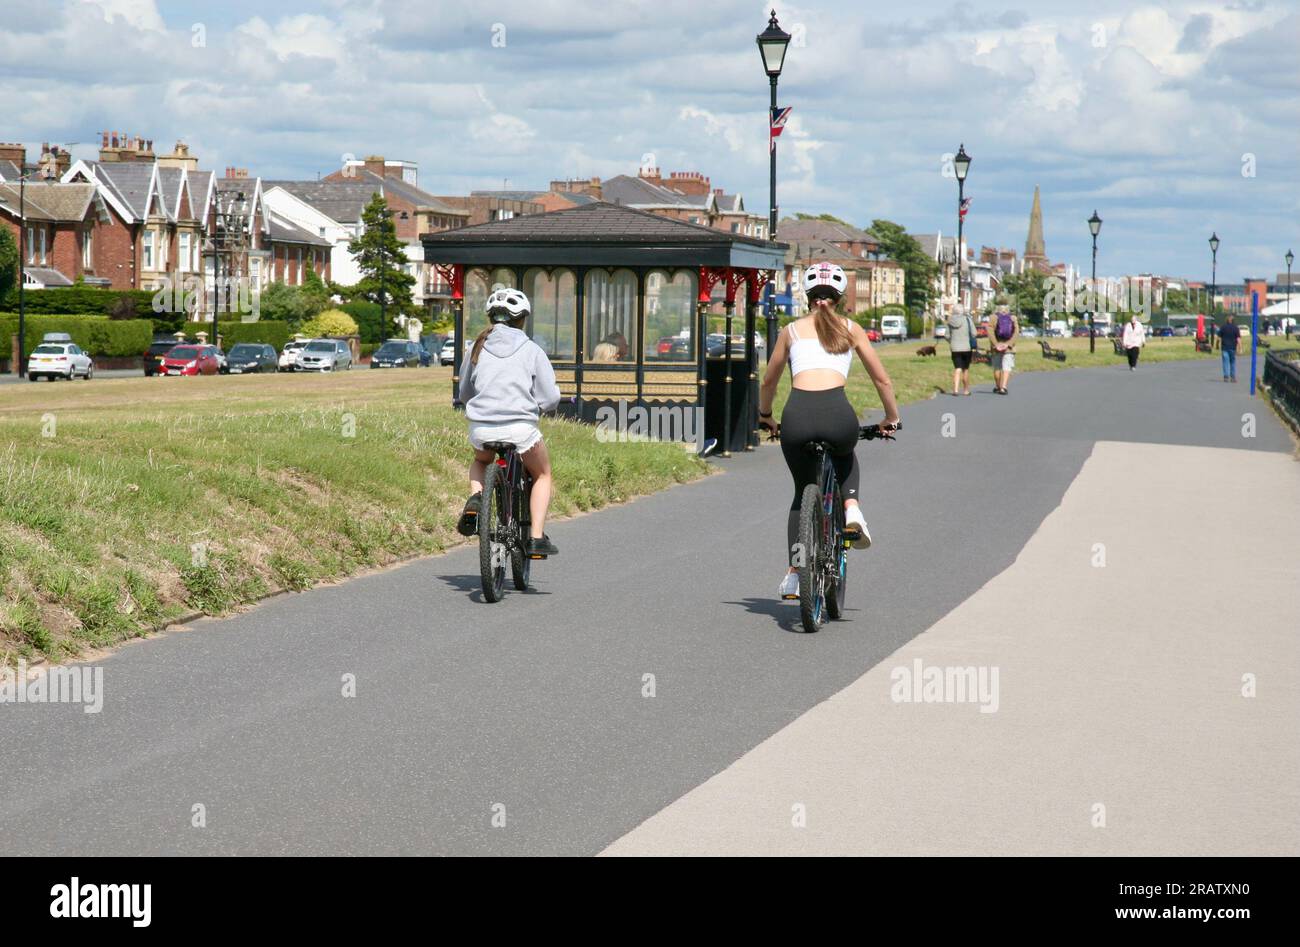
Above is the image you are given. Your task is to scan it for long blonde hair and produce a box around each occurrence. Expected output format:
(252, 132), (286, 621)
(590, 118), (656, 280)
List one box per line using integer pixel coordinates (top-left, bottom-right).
(809, 298), (853, 354)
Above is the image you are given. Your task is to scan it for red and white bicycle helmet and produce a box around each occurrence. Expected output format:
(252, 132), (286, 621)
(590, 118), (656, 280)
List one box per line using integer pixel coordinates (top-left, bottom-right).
(486, 287), (531, 322)
(802, 262), (847, 301)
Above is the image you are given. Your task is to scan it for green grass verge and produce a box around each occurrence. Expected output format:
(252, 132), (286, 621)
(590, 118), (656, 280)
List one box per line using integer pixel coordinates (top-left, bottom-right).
(0, 369), (707, 664)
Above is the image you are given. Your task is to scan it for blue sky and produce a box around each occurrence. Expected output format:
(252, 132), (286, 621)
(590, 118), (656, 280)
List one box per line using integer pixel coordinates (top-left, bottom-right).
(2, 0), (1297, 284)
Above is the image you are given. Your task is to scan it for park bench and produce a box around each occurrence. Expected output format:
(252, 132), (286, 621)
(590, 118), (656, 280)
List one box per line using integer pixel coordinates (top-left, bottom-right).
(972, 348), (991, 365)
(1039, 340), (1066, 362)
(1195, 339), (1214, 354)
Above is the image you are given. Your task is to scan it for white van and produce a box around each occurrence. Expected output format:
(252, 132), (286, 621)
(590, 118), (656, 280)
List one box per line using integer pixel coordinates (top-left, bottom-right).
(880, 315), (907, 342)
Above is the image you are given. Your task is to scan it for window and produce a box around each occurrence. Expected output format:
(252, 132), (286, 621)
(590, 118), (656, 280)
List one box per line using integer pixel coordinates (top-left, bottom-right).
(82, 226), (94, 270)
(38, 227), (47, 264)
(583, 269), (636, 362)
(158, 230), (167, 269)
(643, 270), (697, 362)
(250, 258), (261, 289)
(142, 230), (155, 269)
(524, 268), (576, 361)
(178, 233), (191, 272)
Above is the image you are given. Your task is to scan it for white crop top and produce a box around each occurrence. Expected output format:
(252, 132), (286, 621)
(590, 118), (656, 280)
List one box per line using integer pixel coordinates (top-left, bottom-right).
(787, 320), (853, 379)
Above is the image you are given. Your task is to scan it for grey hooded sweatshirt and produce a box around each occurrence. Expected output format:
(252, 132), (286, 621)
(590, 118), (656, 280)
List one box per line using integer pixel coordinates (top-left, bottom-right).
(458, 325), (561, 424)
(947, 312), (976, 353)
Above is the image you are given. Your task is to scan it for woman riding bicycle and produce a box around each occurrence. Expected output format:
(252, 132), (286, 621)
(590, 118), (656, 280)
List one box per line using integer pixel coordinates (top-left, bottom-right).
(455, 287), (561, 558)
(758, 262), (901, 600)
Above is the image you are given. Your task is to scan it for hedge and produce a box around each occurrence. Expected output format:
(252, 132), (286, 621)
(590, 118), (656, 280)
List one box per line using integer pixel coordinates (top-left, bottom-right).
(182, 320), (290, 350)
(0, 314), (154, 357)
(0, 286), (158, 317)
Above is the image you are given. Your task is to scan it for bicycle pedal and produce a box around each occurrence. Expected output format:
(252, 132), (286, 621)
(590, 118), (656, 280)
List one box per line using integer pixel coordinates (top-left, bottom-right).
(528, 553), (547, 560)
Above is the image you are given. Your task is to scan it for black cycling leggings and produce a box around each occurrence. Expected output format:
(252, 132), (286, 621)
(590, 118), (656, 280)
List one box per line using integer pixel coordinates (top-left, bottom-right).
(780, 387), (860, 566)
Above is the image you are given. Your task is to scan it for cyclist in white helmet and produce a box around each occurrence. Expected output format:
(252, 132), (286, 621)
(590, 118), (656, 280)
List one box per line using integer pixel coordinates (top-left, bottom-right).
(455, 287), (561, 557)
(758, 262), (901, 601)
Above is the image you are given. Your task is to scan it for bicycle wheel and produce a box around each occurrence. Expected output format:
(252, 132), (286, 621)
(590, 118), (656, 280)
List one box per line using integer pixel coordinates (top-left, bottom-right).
(511, 471), (531, 591)
(825, 488), (847, 621)
(797, 482), (826, 633)
(478, 462), (507, 603)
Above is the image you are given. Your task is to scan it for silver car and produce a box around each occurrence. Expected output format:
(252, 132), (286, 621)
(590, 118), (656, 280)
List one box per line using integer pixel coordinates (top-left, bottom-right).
(297, 338), (353, 372)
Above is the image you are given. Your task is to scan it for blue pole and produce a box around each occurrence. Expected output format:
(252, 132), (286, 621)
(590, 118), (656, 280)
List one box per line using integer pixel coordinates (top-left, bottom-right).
(1250, 291), (1259, 395)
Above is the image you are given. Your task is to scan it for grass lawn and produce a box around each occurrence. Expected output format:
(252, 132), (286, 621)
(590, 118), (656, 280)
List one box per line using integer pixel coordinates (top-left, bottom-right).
(769, 335), (1300, 418)
(0, 368), (707, 663)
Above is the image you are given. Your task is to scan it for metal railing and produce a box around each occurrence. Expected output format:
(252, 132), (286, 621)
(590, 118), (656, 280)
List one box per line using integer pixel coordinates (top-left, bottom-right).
(1262, 348), (1300, 433)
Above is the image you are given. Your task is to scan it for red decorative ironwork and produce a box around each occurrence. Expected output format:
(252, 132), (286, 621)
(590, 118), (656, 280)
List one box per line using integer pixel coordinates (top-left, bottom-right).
(725, 268), (748, 305)
(747, 268), (772, 304)
(698, 266), (727, 303)
(434, 263), (464, 299)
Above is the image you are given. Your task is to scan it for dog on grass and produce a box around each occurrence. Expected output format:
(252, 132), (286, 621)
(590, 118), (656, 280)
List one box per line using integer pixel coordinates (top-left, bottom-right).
(916, 345), (938, 357)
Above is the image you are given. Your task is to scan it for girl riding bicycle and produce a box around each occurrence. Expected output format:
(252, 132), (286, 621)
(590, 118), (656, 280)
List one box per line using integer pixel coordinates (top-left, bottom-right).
(455, 288), (561, 558)
(758, 262), (901, 600)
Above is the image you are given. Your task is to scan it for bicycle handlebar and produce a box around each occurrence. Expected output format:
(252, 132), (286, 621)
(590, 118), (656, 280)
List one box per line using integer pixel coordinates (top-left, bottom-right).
(859, 421), (901, 440)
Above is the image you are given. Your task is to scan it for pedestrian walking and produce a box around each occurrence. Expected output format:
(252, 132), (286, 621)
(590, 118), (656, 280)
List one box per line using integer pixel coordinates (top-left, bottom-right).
(1122, 313), (1145, 370)
(990, 304), (1018, 395)
(946, 307), (976, 396)
(1218, 314), (1241, 382)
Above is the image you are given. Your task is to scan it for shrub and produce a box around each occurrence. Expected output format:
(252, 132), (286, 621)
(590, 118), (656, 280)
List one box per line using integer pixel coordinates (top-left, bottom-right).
(0, 314), (153, 356)
(302, 309), (358, 338)
(182, 320), (290, 350)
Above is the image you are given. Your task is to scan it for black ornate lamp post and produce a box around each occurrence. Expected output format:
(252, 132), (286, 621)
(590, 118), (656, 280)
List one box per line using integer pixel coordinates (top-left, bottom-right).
(1285, 248), (1294, 338)
(953, 144), (970, 316)
(756, 9), (790, 357)
(1088, 210), (1102, 354)
(1208, 232), (1220, 344)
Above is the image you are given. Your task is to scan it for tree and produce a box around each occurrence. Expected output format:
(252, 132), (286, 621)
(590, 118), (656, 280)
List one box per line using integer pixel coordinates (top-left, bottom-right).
(257, 282), (309, 327)
(794, 212), (853, 225)
(348, 195), (415, 317)
(0, 227), (17, 302)
(301, 309), (359, 338)
(866, 219), (939, 317)
(300, 265), (332, 318)
(999, 270), (1050, 327)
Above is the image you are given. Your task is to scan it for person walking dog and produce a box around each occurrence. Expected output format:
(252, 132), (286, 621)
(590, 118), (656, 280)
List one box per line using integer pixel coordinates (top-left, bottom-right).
(1122, 314), (1146, 370)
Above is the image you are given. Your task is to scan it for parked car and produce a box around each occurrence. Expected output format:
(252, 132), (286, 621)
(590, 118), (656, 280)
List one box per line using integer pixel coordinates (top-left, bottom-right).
(278, 339), (308, 372)
(1019, 326), (1039, 338)
(705, 333), (748, 357)
(865, 327), (882, 343)
(1072, 325), (1091, 337)
(880, 314), (907, 341)
(144, 338), (179, 376)
(160, 344), (220, 376)
(28, 339), (94, 381)
(1154, 326), (1174, 337)
(440, 337), (459, 366)
(371, 339), (426, 369)
(934, 323), (948, 339)
(215, 348), (229, 374)
(1172, 325), (1191, 337)
(298, 338), (352, 372)
(976, 322), (989, 338)
(226, 343), (278, 374)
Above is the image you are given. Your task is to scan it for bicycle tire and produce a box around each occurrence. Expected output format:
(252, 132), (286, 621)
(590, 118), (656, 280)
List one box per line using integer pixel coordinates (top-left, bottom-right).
(797, 482), (825, 633)
(479, 462), (507, 603)
(825, 489), (847, 621)
(511, 469), (531, 591)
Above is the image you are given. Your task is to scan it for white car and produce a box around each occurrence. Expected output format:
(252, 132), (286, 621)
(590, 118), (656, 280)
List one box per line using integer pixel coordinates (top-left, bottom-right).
(880, 314), (907, 341)
(28, 342), (94, 381)
(934, 323), (948, 339)
(297, 338), (353, 372)
(440, 337), (458, 366)
(278, 339), (308, 372)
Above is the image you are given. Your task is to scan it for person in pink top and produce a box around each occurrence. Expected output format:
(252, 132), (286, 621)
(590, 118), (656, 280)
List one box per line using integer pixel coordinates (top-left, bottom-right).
(1122, 314), (1146, 371)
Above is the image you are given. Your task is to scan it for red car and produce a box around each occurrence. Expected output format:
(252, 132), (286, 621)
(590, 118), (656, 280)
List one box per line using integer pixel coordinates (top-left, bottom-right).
(865, 328), (882, 343)
(160, 344), (220, 376)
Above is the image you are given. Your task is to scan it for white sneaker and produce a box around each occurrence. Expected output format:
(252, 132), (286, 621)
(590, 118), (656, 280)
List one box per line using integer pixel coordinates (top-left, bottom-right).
(778, 572), (799, 600)
(844, 505), (873, 550)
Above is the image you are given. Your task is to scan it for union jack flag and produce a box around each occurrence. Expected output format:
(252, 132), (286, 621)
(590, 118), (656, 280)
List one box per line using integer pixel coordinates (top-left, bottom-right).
(959, 197), (972, 220)
(770, 106), (792, 152)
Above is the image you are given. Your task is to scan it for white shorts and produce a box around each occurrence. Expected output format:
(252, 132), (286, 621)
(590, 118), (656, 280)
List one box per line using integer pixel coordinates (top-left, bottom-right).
(992, 350), (1015, 373)
(469, 420), (543, 454)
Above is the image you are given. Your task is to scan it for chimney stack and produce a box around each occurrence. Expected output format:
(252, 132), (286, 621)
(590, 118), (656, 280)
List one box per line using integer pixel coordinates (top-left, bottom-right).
(0, 142), (26, 168)
(363, 155), (386, 177)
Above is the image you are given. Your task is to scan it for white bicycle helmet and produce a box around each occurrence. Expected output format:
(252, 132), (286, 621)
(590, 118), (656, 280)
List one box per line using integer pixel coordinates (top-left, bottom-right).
(486, 287), (530, 323)
(803, 262), (847, 301)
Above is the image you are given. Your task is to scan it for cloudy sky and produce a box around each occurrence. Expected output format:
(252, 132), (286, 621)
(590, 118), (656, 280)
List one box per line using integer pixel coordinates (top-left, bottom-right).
(2, 0), (1297, 283)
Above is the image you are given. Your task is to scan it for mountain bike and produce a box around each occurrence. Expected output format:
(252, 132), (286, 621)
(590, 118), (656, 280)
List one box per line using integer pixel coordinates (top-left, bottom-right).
(794, 422), (899, 633)
(478, 441), (541, 602)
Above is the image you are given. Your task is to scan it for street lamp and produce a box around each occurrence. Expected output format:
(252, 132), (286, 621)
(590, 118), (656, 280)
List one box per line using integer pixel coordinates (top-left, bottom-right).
(1285, 248), (1294, 338)
(1088, 210), (1102, 354)
(1208, 232), (1219, 343)
(756, 9), (790, 356)
(954, 144), (970, 315)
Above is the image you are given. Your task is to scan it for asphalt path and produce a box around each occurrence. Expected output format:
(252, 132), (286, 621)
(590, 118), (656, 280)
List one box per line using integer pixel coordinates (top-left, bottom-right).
(0, 357), (1291, 854)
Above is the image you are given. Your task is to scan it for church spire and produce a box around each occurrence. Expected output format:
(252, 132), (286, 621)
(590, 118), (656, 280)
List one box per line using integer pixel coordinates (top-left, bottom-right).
(1024, 185), (1048, 271)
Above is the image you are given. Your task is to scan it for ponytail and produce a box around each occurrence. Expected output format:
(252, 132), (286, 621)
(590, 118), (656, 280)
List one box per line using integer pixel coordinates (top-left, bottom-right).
(811, 298), (853, 354)
(470, 313), (529, 365)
